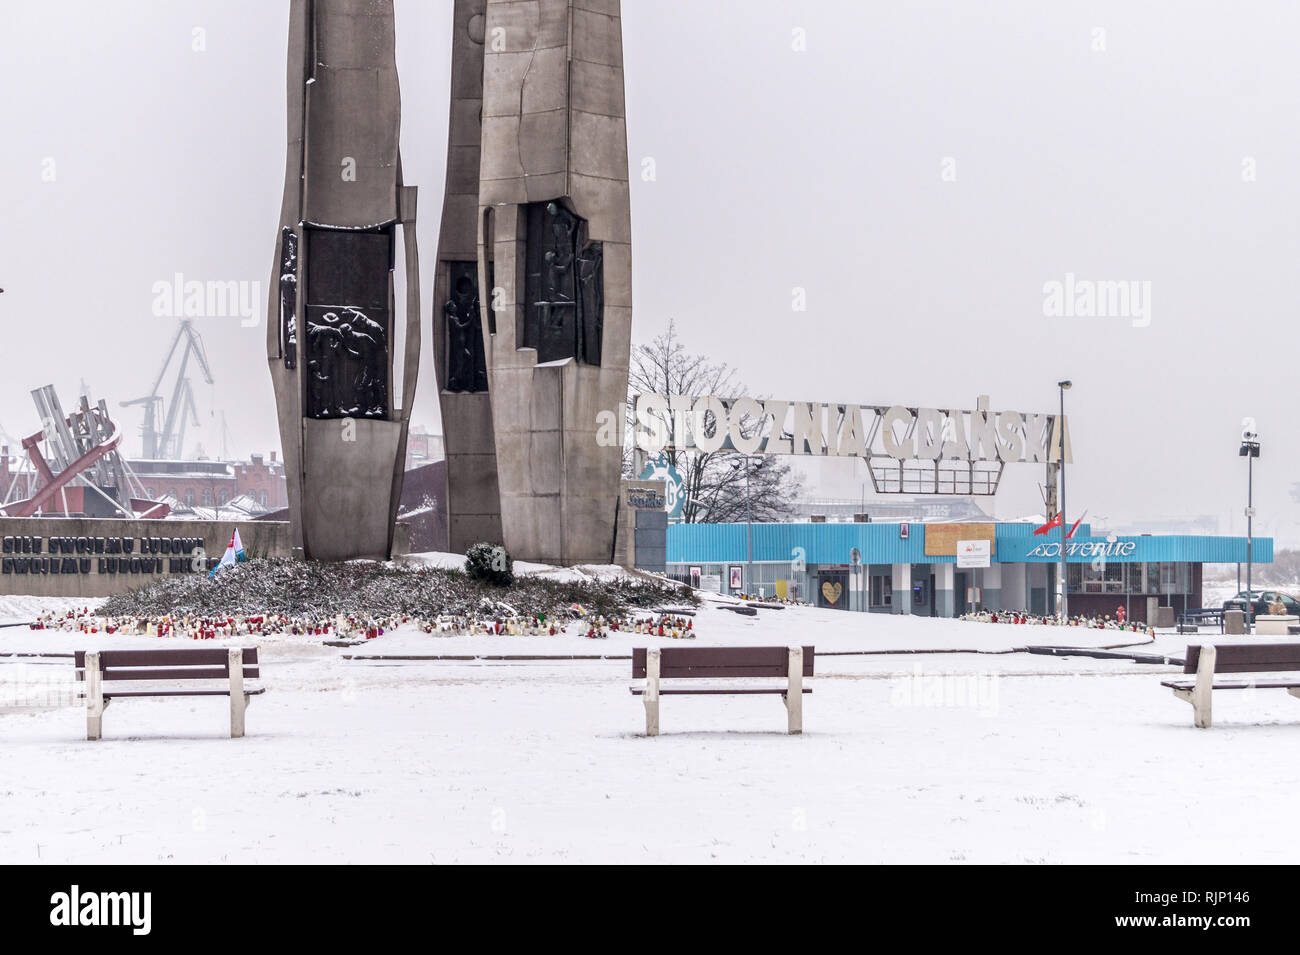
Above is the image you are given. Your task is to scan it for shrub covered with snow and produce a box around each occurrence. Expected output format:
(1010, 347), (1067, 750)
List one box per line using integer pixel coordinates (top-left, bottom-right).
(99, 558), (695, 621)
(464, 542), (514, 587)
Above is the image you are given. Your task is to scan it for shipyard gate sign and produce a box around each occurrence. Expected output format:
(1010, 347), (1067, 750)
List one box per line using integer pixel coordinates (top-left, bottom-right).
(632, 394), (1072, 496)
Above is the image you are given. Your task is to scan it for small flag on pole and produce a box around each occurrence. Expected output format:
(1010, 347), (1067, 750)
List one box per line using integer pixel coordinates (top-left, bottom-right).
(1034, 510), (1086, 538)
(209, 529), (247, 579)
(1033, 513), (1062, 536)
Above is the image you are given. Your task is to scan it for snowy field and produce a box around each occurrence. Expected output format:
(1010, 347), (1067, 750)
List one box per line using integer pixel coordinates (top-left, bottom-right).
(2, 595), (1299, 864)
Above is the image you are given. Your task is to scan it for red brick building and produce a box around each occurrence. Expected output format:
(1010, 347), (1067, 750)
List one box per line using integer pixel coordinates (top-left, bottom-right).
(405, 426), (444, 470)
(129, 453), (287, 510)
(1, 448), (288, 516)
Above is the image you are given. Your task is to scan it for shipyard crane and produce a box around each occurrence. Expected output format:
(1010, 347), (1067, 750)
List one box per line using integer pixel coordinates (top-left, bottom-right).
(122, 319), (214, 459)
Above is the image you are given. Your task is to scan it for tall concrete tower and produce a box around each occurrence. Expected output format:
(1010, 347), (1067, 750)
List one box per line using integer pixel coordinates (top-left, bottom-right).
(433, 0), (504, 554)
(267, 0), (421, 561)
(434, 0), (632, 565)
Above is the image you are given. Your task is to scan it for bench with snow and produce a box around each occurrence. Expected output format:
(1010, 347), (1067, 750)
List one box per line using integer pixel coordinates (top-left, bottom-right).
(74, 647), (264, 740)
(630, 645), (813, 736)
(1161, 643), (1300, 728)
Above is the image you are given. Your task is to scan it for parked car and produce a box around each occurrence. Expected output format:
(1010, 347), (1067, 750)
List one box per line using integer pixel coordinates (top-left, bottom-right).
(1222, 590), (1300, 617)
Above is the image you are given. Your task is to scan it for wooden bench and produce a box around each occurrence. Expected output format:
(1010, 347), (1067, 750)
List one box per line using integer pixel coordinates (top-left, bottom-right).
(1161, 643), (1300, 728)
(74, 648), (264, 740)
(631, 645), (813, 736)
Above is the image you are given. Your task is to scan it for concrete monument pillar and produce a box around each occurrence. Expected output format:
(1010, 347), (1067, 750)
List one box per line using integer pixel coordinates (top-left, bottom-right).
(267, 0), (421, 561)
(436, 0), (632, 565)
(433, 0), (504, 553)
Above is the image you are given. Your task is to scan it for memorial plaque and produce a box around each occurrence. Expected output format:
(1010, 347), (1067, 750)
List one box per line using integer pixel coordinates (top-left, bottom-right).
(303, 228), (393, 419)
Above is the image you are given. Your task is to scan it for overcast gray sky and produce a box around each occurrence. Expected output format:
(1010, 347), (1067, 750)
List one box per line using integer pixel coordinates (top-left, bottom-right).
(2, 1), (1299, 540)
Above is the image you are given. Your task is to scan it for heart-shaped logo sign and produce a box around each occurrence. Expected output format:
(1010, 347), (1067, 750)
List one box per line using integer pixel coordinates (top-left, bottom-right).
(822, 581), (842, 604)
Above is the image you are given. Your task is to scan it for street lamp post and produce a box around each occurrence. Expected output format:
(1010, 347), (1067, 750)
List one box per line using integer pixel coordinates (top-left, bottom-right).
(1240, 425), (1260, 628)
(1057, 380), (1072, 621)
(733, 456), (755, 596)
(745, 457), (754, 595)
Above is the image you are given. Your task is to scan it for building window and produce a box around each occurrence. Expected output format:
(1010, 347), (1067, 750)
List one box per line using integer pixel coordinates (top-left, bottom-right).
(1148, 562), (1189, 595)
(1127, 563), (1145, 593)
(870, 575), (892, 607)
(202, 489), (213, 506)
(1069, 561), (1125, 595)
(167, 488), (178, 500)
(184, 489), (194, 506)
(260, 490), (268, 506)
(218, 489), (229, 505)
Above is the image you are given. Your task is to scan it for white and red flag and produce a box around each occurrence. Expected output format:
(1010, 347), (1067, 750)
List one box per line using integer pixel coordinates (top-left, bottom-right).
(209, 529), (247, 578)
(1034, 511), (1086, 539)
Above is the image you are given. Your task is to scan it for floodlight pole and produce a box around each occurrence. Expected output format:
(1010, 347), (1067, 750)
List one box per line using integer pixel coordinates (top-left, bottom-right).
(1057, 381), (1072, 621)
(1237, 430), (1259, 627)
(1246, 445), (1255, 627)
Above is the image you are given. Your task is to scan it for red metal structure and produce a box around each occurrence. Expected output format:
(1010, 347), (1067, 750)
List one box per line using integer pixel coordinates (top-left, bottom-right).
(0, 387), (169, 519)
(5, 414), (121, 516)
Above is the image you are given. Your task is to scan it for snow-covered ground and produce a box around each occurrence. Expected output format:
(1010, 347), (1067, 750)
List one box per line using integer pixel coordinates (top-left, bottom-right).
(1203, 578), (1241, 608)
(0, 595), (102, 627)
(2, 594), (1297, 864)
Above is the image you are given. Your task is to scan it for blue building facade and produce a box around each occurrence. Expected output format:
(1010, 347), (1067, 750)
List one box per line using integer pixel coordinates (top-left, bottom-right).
(667, 521), (1271, 623)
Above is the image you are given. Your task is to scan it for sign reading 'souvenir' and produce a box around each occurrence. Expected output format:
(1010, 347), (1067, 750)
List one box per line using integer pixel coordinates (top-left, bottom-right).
(633, 394), (1072, 464)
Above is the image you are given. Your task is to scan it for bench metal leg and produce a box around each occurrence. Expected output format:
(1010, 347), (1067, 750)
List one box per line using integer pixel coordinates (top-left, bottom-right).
(644, 648), (660, 737)
(229, 648), (246, 739)
(787, 646), (803, 735)
(86, 651), (104, 741)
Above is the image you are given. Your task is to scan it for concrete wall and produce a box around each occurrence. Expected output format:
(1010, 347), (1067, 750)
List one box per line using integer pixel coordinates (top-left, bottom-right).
(934, 563), (955, 618)
(0, 517), (410, 599)
(982, 563), (1002, 612)
(3, 518), (285, 599)
(1028, 563), (1049, 616)
(1001, 563), (1027, 611)
(613, 479), (666, 571)
(891, 563), (910, 614)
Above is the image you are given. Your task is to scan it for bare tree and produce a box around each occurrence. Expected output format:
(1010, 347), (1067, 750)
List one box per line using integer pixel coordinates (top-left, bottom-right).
(625, 319), (802, 523)
(1256, 548), (1300, 587)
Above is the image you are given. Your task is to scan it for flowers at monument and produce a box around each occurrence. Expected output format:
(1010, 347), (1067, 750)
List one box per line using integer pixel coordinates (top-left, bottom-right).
(28, 607), (703, 642)
(29, 608), (389, 641)
(27, 597), (702, 641)
(957, 609), (1155, 637)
